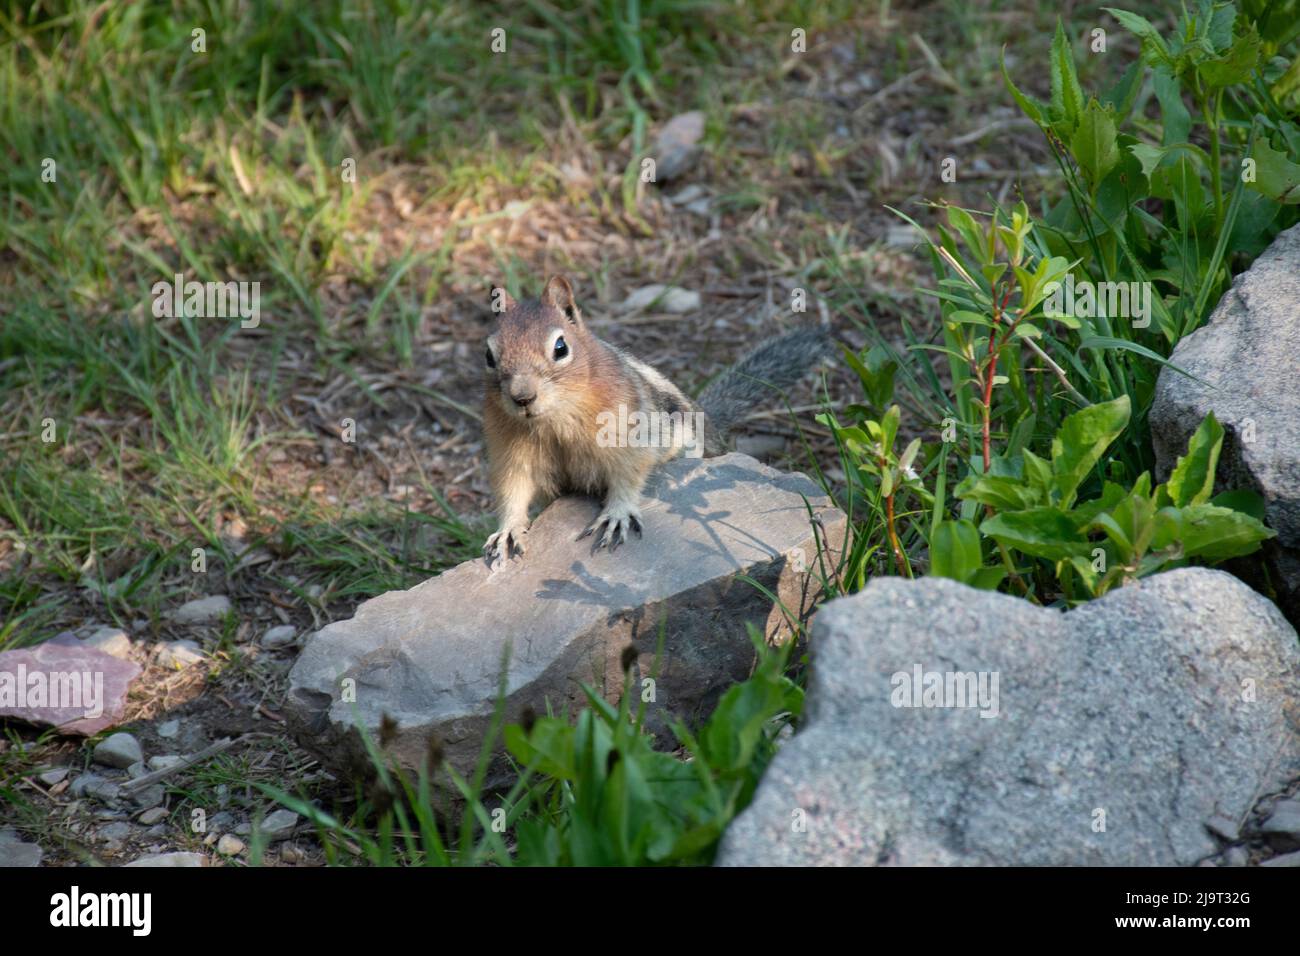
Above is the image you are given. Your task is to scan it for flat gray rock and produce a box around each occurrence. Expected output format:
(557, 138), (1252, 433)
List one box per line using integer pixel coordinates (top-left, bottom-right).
(717, 569), (1300, 866)
(286, 453), (845, 785)
(0, 838), (43, 867)
(1150, 223), (1300, 623)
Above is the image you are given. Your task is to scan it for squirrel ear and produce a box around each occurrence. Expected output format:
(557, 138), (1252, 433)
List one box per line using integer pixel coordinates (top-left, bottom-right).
(490, 286), (517, 314)
(542, 275), (579, 324)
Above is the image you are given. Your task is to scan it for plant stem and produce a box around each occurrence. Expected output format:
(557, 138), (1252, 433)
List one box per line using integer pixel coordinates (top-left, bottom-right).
(1021, 337), (1092, 407)
(884, 489), (909, 577)
(1203, 92), (1224, 228)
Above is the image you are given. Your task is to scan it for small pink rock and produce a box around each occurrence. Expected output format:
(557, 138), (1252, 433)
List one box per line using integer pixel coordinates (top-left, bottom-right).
(0, 639), (141, 735)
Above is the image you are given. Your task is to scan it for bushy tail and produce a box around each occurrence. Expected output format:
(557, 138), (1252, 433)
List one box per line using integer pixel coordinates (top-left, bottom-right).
(697, 327), (833, 444)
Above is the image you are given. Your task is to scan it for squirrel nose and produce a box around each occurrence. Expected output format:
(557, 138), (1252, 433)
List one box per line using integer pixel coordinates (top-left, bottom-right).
(509, 383), (537, 407)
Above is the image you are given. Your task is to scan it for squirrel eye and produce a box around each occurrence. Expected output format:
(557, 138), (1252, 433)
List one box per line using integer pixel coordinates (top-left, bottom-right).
(484, 346), (496, 369)
(553, 336), (569, 361)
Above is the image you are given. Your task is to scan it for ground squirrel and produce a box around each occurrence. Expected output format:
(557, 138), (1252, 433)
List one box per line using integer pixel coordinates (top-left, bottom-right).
(482, 275), (831, 565)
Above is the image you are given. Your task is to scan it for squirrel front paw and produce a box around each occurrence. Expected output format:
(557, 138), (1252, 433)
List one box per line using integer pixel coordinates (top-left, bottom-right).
(484, 523), (528, 567)
(579, 503), (643, 551)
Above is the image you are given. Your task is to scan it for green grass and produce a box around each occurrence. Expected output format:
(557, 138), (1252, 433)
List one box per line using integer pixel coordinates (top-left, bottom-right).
(0, 0), (891, 645)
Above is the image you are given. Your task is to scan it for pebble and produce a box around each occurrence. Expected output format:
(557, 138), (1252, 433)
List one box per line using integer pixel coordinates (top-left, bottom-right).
(157, 640), (205, 669)
(85, 627), (134, 660)
(129, 784), (165, 810)
(1223, 846), (1250, 867)
(1262, 799), (1300, 838)
(0, 839), (43, 867)
(137, 807), (168, 826)
(97, 821), (133, 843)
(169, 595), (231, 624)
(38, 768), (69, 786)
(216, 834), (246, 856)
(621, 284), (700, 314)
(126, 761), (147, 779)
(1205, 815), (1239, 842)
(147, 754), (183, 772)
(259, 809), (299, 842)
(261, 625), (297, 648)
(668, 184), (706, 206)
(279, 844), (305, 864)
(72, 773), (121, 804)
(652, 110), (704, 181)
(156, 719), (180, 739)
(93, 732), (143, 769)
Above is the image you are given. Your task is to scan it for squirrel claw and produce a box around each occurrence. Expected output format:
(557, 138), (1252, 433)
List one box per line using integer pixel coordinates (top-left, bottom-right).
(484, 525), (527, 568)
(583, 507), (643, 552)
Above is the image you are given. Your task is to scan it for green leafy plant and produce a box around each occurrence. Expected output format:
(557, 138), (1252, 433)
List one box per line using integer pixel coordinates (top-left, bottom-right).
(818, 394), (928, 580)
(827, 3), (1294, 610)
(262, 628), (801, 866)
(953, 397), (1273, 600)
(1004, 5), (1300, 347)
(506, 627), (802, 865)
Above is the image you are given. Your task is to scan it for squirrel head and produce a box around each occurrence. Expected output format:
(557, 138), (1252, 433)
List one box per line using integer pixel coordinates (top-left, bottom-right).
(484, 275), (590, 423)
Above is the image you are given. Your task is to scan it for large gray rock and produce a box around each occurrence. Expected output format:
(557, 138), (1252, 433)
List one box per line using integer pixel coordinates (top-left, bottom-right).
(1150, 224), (1300, 623)
(286, 453), (845, 786)
(717, 569), (1300, 866)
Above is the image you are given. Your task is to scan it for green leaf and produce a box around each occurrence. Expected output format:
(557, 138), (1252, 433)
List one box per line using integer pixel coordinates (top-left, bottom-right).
(1050, 395), (1131, 507)
(968, 567), (1008, 591)
(957, 474), (1043, 511)
(1164, 412), (1223, 507)
(1198, 23), (1261, 88)
(841, 343), (898, 410)
(1022, 449), (1053, 497)
(1101, 58), (1144, 123)
(1093, 485), (1157, 559)
(1070, 479), (1131, 526)
(980, 507), (1091, 560)
(1246, 136), (1300, 205)
(930, 519), (983, 584)
(1071, 99), (1120, 186)
(949, 309), (993, 327)
(1050, 20), (1086, 132)
(1152, 67), (1191, 144)
(947, 205), (989, 262)
(1103, 8), (1172, 66)
(1152, 504), (1274, 561)
(1077, 338), (1208, 385)
(1001, 48), (1046, 126)
(1209, 488), (1267, 522)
